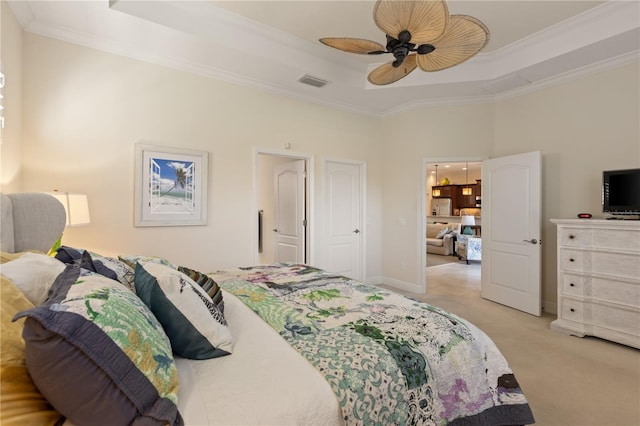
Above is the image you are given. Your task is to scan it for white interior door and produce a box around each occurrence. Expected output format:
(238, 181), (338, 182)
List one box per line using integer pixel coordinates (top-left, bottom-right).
(274, 160), (305, 263)
(481, 151), (542, 316)
(325, 160), (364, 281)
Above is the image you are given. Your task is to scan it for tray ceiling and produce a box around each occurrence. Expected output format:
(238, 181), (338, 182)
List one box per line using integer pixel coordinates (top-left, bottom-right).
(8, 0), (640, 116)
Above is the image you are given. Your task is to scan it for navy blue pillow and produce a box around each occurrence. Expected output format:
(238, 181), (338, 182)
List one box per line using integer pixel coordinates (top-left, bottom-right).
(55, 246), (114, 279)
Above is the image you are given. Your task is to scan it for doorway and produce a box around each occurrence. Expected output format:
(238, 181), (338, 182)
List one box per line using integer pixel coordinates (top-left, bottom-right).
(422, 158), (483, 293)
(255, 150), (312, 265)
(422, 152), (542, 316)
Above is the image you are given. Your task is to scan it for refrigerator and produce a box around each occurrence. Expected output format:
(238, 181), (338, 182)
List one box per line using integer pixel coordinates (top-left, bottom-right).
(431, 198), (452, 216)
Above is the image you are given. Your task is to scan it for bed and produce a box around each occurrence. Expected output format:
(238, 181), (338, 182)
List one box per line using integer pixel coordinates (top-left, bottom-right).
(0, 192), (535, 425)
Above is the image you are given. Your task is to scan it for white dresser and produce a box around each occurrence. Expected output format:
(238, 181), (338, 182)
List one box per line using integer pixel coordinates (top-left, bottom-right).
(550, 219), (640, 349)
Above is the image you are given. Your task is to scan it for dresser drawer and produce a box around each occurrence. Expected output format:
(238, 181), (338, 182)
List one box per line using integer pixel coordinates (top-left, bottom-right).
(562, 274), (640, 307)
(592, 277), (640, 308)
(559, 249), (585, 271)
(559, 228), (592, 247)
(591, 251), (640, 279)
(559, 249), (640, 280)
(560, 274), (586, 297)
(592, 229), (640, 252)
(560, 298), (585, 323)
(560, 227), (640, 252)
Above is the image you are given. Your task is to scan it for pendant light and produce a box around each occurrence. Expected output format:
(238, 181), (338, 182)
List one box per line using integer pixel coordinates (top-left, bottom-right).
(432, 165), (441, 197)
(462, 162), (472, 196)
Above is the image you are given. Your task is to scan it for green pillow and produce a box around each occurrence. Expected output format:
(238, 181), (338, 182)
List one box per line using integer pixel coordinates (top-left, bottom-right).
(14, 265), (182, 425)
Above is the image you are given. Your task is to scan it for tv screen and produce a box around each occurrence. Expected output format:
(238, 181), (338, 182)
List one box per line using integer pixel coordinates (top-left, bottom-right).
(603, 168), (640, 215)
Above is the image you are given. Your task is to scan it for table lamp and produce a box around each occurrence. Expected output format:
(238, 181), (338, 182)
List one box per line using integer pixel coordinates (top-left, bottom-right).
(49, 191), (91, 226)
(461, 215), (475, 235)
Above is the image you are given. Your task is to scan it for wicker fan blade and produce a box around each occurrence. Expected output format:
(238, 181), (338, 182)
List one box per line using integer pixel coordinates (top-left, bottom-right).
(368, 54), (417, 85)
(374, 0), (448, 44)
(319, 38), (386, 54)
(416, 15), (489, 72)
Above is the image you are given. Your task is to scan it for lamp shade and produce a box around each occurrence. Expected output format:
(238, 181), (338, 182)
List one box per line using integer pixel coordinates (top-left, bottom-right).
(49, 192), (90, 227)
(461, 215), (475, 227)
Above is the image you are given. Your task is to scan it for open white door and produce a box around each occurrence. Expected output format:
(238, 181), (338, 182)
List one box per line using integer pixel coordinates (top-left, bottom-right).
(481, 151), (542, 316)
(274, 159), (306, 263)
(325, 160), (364, 281)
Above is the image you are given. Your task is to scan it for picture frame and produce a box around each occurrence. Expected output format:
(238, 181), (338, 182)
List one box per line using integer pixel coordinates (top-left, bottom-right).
(134, 143), (208, 227)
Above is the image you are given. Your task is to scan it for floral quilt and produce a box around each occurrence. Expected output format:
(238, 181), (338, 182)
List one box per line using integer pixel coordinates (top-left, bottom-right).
(211, 264), (534, 426)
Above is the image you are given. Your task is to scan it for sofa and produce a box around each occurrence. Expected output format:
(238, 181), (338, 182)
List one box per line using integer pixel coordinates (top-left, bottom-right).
(426, 222), (460, 256)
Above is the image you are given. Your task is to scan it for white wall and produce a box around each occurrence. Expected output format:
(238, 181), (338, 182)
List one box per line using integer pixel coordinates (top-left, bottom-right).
(378, 104), (495, 290)
(493, 62), (640, 308)
(18, 33), (383, 278)
(0, 1), (23, 192)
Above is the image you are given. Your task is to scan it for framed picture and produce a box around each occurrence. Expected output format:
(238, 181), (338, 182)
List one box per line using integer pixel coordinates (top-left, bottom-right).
(134, 143), (208, 227)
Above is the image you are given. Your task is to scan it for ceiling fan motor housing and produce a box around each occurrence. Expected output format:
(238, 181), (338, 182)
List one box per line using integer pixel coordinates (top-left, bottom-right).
(387, 31), (415, 67)
(392, 46), (410, 66)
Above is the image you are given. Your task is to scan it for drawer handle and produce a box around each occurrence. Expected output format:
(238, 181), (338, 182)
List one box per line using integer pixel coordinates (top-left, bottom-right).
(569, 235), (575, 239)
(570, 308), (575, 312)
(569, 258), (575, 262)
(570, 283), (575, 287)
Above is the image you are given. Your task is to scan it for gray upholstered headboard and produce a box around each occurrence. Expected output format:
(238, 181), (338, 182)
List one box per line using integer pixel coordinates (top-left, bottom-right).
(0, 193), (66, 253)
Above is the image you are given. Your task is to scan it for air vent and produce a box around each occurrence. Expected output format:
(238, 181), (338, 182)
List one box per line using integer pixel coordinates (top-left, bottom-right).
(298, 74), (329, 88)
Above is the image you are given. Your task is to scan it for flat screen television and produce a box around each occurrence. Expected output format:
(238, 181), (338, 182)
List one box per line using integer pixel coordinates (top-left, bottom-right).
(602, 168), (640, 217)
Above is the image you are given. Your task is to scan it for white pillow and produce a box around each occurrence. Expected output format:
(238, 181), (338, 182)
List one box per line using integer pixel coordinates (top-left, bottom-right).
(435, 227), (449, 239)
(134, 262), (233, 360)
(0, 253), (65, 305)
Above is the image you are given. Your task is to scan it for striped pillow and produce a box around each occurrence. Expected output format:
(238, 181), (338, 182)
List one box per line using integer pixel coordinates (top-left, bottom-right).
(177, 266), (224, 313)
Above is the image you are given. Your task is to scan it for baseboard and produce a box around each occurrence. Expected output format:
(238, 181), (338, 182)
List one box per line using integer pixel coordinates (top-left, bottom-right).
(365, 275), (383, 286)
(378, 276), (423, 294)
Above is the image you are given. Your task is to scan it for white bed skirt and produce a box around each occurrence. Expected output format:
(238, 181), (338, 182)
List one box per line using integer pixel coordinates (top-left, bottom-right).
(175, 290), (344, 425)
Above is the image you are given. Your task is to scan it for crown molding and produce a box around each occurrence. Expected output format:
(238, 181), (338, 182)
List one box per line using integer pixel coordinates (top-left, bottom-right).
(7, 1), (34, 28)
(7, 0), (640, 117)
(383, 94), (495, 117)
(492, 50), (640, 103)
(489, 0), (640, 61)
(383, 50), (640, 116)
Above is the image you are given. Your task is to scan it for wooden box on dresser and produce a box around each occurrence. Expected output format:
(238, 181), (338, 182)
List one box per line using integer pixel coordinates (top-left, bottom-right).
(550, 219), (640, 349)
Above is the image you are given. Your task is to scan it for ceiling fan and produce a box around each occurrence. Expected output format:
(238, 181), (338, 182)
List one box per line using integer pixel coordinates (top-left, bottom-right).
(319, 0), (489, 86)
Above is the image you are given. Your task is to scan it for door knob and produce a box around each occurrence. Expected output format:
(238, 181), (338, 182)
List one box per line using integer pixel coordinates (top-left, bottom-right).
(523, 239), (538, 244)
(353, 229), (360, 234)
